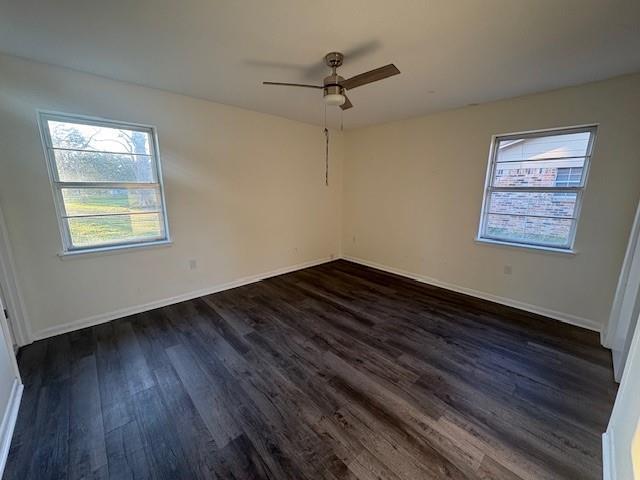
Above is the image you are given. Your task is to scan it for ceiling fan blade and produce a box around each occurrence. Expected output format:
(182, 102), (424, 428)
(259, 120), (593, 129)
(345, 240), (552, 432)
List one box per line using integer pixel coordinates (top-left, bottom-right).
(262, 81), (323, 89)
(340, 95), (353, 110)
(341, 64), (400, 90)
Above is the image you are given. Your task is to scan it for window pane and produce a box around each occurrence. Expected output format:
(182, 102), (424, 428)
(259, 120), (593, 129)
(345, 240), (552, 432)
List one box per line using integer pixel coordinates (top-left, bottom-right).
(488, 192), (577, 218)
(67, 213), (164, 248)
(62, 188), (161, 216)
(53, 150), (155, 183)
(496, 131), (591, 162)
(554, 167), (583, 187)
(47, 120), (151, 154)
(493, 158), (585, 187)
(485, 214), (572, 247)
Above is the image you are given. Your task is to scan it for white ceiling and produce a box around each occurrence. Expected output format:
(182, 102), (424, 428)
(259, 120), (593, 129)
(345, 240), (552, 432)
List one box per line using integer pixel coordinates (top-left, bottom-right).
(1, 0), (639, 129)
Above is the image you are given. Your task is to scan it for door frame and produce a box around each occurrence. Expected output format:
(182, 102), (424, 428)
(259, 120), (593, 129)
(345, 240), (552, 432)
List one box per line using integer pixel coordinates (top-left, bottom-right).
(0, 204), (31, 347)
(0, 280), (22, 478)
(604, 198), (640, 380)
(0, 295), (21, 384)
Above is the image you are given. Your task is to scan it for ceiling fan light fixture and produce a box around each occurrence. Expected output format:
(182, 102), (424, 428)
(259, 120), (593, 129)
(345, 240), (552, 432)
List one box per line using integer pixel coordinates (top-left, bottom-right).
(324, 93), (346, 106)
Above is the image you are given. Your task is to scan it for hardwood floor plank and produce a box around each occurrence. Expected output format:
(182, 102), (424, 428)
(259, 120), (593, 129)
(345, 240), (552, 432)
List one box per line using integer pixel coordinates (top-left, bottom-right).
(113, 320), (155, 395)
(165, 343), (242, 448)
(42, 334), (71, 385)
(27, 379), (71, 479)
(104, 420), (151, 480)
(476, 456), (524, 480)
(174, 317), (308, 479)
(334, 407), (464, 480)
(215, 433), (275, 480)
(131, 386), (197, 479)
(69, 354), (108, 479)
(129, 310), (179, 371)
(347, 449), (403, 480)
(95, 322), (136, 434)
(201, 332), (334, 478)
(324, 355), (471, 479)
(153, 363), (220, 478)
(201, 294), (256, 337)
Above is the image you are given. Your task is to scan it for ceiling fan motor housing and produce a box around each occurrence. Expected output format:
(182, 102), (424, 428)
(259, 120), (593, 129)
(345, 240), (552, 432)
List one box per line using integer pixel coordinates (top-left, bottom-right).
(323, 76), (345, 95)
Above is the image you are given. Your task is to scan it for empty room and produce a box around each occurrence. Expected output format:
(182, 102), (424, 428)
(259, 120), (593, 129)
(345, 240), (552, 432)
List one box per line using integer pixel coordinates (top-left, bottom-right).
(1, 1), (640, 479)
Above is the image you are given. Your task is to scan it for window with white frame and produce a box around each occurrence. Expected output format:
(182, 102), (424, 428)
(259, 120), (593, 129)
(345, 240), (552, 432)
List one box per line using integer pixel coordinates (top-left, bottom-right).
(39, 112), (170, 253)
(478, 126), (597, 251)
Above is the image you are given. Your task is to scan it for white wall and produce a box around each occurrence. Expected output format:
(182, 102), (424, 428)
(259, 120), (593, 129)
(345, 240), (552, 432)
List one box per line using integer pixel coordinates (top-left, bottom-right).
(604, 311), (640, 479)
(2, 52), (640, 340)
(0, 54), (343, 340)
(343, 73), (640, 330)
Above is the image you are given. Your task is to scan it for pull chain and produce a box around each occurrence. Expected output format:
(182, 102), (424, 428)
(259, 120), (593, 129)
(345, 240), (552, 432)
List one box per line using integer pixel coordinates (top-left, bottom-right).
(323, 103), (329, 186)
(324, 127), (329, 186)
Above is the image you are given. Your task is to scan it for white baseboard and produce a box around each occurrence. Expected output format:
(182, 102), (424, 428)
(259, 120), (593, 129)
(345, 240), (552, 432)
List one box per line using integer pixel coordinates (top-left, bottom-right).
(30, 253), (602, 340)
(0, 378), (23, 478)
(341, 255), (601, 332)
(32, 256), (336, 341)
(602, 431), (615, 480)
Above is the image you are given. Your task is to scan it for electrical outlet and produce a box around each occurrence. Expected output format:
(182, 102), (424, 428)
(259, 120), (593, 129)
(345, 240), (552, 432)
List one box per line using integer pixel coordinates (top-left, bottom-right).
(503, 265), (512, 275)
(189, 259), (197, 270)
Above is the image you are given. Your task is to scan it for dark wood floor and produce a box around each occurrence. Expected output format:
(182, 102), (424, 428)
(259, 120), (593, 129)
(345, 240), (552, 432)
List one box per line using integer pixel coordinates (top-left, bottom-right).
(5, 260), (617, 479)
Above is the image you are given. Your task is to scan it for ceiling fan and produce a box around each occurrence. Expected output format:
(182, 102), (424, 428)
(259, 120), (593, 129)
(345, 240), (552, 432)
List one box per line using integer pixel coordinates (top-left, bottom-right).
(263, 52), (400, 110)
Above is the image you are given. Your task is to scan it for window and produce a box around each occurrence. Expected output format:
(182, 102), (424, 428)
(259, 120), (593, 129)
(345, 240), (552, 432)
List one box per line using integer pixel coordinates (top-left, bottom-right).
(39, 112), (170, 253)
(478, 125), (597, 251)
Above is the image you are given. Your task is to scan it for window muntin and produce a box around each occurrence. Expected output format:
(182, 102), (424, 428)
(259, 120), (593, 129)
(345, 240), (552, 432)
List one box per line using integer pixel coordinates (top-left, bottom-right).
(39, 113), (170, 252)
(479, 126), (596, 250)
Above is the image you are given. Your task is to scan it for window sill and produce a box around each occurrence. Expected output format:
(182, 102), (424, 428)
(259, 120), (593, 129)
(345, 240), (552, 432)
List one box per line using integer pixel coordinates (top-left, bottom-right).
(475, 237), (576, 255)
(58, 239), (173, 259)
